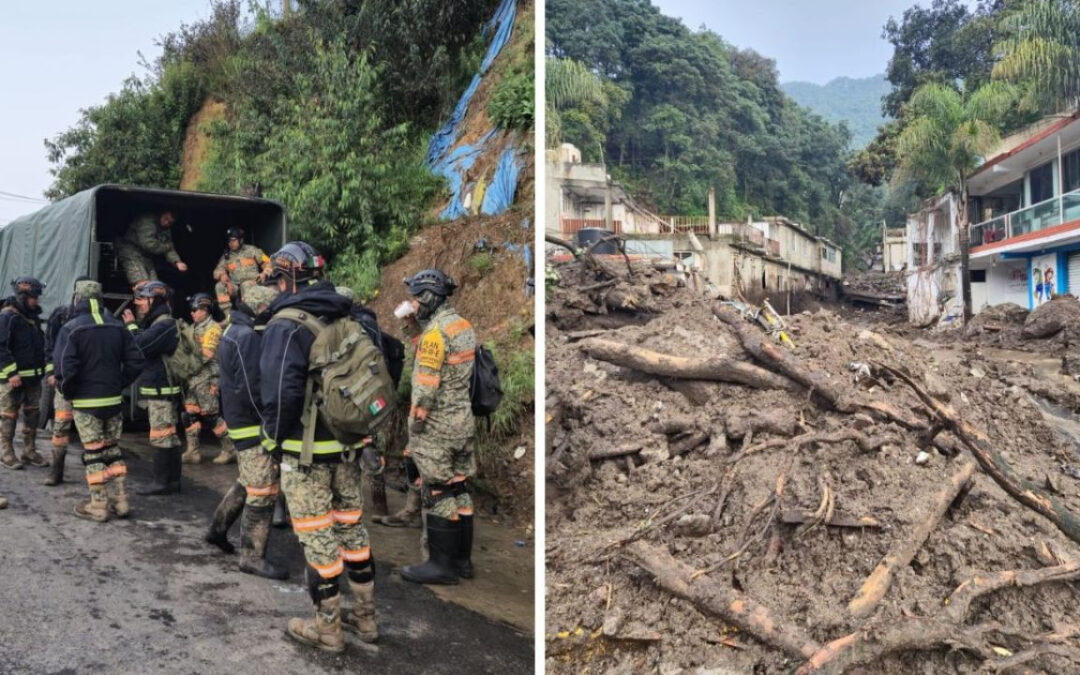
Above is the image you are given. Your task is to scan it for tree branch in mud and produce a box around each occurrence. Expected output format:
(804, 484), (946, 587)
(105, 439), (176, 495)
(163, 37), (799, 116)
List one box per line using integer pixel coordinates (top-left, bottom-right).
(625, 540), (822, 660)
(729, 427), (901, 465)
(847, 459), (976, 619)
(878, 362), (1080, 545)
(578, 337), (797, 391)
(545, 233), (580, 257)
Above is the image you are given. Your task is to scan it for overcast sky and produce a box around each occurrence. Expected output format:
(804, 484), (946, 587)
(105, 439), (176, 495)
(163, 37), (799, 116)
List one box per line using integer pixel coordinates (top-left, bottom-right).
(654, 0), (975, 84)
(0, 0), (216, 225)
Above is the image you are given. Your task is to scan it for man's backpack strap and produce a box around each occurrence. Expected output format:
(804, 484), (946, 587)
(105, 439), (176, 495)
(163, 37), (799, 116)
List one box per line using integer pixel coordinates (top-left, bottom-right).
(270, 308), (326, 467)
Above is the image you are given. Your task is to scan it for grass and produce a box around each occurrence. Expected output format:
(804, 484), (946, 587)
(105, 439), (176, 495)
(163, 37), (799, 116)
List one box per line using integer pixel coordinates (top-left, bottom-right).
(469, 251), (495, 277)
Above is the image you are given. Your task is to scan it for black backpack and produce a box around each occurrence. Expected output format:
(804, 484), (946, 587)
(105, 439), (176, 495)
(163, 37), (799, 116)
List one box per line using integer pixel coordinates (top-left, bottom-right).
(470, 345), (503, 420)
(352, 307), (405, 387)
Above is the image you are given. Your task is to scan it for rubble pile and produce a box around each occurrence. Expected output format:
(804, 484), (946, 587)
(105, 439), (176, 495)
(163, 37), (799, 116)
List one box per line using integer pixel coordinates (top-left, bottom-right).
(965, 297), (1080, 373)
(546, 252), (1080, 674)
(841, 270), (906, 299)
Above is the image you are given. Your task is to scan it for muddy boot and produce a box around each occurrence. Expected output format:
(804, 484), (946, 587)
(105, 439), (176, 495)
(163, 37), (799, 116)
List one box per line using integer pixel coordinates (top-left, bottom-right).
(205, 482), (245, 554)
(238, 504), (289, 580)
(212, 436), (237, 465)
(368, 472), (389, 517)
(342, 579), (378, 643)
(400, 515), (460, 585)
(109, 475), (131, 519)
(373, 488), (421, 527)
(0, 419), (23, 470)
(74, 485), (110, 523)
(272, 493), (290, 529)
(287, 572), (344, 653)
(20, 431), (48, 467)
(457, 514), (475, 579)
(137, 450), (175, 496)
(44, 446), (66, 486)
(181, 433), (203, 464)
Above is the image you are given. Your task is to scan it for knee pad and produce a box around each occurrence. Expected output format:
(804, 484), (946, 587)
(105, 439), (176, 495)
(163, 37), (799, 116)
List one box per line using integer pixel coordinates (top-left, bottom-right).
(345, 557), (375, 584)
(305, 565), (341, 603)
(180, 412), (196, 429)
(404, 456), (420, 484)
(421, 482), (457, 510)
(452, 480), (469, 498)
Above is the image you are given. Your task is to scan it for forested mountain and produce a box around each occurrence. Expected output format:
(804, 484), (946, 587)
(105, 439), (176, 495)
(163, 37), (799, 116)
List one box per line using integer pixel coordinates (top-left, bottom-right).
(781, 75), (891, 149)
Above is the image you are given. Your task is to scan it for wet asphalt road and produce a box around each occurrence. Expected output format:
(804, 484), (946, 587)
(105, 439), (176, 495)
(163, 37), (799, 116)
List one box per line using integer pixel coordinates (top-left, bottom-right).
(0, 434), (532, 675)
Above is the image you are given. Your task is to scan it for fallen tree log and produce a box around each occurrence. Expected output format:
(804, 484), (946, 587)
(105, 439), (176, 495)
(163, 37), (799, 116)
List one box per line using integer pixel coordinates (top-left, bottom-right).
(880, 363), (1080, 546)
(848, 459), (976, 618)
(625, 540), (821, 660)
(780, 510), (882, 529)
(587, 444), (642, 461)
(579, 337), (796, 391)
(730, 428), (900, 465)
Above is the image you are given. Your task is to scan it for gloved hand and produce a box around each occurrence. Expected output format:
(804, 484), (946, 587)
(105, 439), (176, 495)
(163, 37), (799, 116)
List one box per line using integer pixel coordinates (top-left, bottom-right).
(410, 417), (426, 435)
(8, 375), (21, 388)
(361, 445), (384, 475)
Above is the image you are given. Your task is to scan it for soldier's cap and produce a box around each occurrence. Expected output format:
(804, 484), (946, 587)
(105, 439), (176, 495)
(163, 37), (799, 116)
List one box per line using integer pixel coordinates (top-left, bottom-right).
(335, 285), (356, 302)
(73, 279), (103, 301)
(241, 283), (279, 309)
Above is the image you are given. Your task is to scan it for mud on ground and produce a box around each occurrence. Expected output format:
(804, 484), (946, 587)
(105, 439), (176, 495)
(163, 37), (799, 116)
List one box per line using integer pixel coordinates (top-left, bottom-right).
(545, 258), (1080, 673)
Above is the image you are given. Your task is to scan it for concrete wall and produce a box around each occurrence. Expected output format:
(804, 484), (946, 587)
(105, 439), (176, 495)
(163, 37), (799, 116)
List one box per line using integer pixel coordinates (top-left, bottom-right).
(986, 260), (1029, 309)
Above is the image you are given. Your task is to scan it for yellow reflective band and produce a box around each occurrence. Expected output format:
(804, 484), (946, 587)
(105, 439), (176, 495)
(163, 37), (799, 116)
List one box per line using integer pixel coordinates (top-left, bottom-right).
(89, 298), (104, 325)
(281, 439), (344, 454)
(0, 363), (15, 377)
(228, 426), (260, 440)
(126, 323), (138, 332)
(140, 386), (181, 396)
(17, 368), (45, 377)
(261, 437), (277, 452)
(72, 396), (123, 408)
(44, 363), (54, 373)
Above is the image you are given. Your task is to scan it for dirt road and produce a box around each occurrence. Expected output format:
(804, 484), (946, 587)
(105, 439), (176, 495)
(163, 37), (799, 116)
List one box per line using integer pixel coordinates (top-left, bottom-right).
(0, 433), (533, 674)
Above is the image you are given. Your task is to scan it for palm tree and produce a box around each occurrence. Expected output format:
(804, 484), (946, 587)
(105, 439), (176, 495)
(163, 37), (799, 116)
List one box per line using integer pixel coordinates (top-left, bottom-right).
(994, 0), (1080, 114)
(895, 81), (1016, 322)
(545, 57), (605, 146)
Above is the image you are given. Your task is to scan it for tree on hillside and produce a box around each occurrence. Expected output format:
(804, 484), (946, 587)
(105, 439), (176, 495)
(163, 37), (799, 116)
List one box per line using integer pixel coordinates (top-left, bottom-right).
(895, 81), (1015, 321)
(545, 57), (607, 148)
(994, 0), (1080, 114)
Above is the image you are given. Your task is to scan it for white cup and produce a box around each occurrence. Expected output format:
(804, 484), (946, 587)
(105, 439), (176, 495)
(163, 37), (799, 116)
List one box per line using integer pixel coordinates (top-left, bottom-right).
(394, 301), (415, 319)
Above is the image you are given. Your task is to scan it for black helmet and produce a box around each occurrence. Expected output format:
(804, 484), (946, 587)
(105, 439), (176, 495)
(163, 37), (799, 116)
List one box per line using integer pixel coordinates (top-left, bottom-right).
(188, 292), (214, 312)
(270, 241), (325, 280)
(134, 280), (170, 299)
(404, 269), (456, 297)
(11, 276), (45, 298)
(226, 226), (245, 242)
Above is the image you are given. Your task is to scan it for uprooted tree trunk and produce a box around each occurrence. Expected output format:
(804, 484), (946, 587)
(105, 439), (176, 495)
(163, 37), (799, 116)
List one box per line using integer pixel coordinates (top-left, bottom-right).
(579, 337), (797, 391)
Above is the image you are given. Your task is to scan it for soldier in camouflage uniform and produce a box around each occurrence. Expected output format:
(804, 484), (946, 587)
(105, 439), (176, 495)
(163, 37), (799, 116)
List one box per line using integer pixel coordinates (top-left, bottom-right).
(44, 303), (72, 486)
(213, 227), (272, 316)
(400, 269), (478, 586)
(0, 277), (50, 470)
(53, 279), (143, 522)
(181, 293), (236, 465)
(115, 211), (189, 286)
(261, 242), (377, 653)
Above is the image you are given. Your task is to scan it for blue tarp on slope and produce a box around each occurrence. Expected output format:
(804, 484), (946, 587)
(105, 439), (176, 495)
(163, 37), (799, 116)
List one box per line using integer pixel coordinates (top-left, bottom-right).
(425, 0), (521, 220)
(480, 146), (522, 215)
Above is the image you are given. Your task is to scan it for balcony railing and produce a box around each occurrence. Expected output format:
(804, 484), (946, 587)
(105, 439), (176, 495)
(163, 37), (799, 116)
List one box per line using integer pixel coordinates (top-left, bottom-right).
(971, 187), (1080, 247)
(716, 223), (765, 248)
(561, 218), (623, 237)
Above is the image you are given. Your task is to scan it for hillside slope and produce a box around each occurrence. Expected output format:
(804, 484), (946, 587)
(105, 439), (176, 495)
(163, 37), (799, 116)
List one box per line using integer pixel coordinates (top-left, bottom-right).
(782, 74), (891, 148)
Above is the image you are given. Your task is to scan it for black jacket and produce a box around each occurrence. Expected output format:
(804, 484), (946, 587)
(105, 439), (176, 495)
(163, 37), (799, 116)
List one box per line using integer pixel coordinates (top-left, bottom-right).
(44, 306), (70, 372)
(53, 298), (143, 417)
(0, 297), (46, 383)
(260, 280), (351, 462)
(217, 309), (263, 450)
(128, 303), (179, 399)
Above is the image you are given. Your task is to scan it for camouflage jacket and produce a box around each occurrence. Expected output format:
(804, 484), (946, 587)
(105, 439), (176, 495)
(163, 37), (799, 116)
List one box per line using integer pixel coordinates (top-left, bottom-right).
(213, 244), (271, 285)
(121, 214), (180, 264)
(409, 303), (475, 442)
(190, 316), (223, 383)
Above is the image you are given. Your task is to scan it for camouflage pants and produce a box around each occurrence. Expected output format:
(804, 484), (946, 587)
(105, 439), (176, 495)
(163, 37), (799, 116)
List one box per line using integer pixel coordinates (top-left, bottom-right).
(409, 435), (476, 520)
(147, 399), (180, 448)
(0, 378), (43, 440)
(238, 447), (279, 508)
(75, 411), (126, 491)
(280, 455), (371, 580)
(115, 242), (158, 286)
(52, 391), (73, 448)
(214, 279), (258, 312)
(183, 379), (226, 439)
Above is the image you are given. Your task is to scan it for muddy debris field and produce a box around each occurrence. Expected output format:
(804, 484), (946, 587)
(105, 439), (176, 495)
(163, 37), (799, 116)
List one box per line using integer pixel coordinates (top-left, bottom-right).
(545, 251), (1080, 674)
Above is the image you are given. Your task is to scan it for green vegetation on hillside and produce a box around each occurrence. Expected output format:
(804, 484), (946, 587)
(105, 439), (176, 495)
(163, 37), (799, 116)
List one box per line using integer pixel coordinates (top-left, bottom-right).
(781, 75), (891, 149)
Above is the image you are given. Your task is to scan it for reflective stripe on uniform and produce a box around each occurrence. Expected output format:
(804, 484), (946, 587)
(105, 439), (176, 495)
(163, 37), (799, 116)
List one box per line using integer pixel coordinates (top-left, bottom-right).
(443, 319), (472, 337)
(44, 363), (54, 373)
(228, 425), (260, 440)
(261, 437), (277, 452)
(245, 484), (279, 497)
(414, 372), (440, 388)
(0, 363), (15, 377)
(291, 512), (334, 532)
(309, 557), (344, 579)
(341, 547), (371, 562)
(17, 367), (45, 377)
(281, 439), (344, 454)
(141, 386), (181, 396)
(332, 509), (364, 525)
(212, 421), (228, 437)
(55, 410), (74, 421)
(409, 405), (428, 420)
(86, 469), (109, 485)
(107, 463), (127, 478)
(149, 426), (176, 440)
(89, 298), (104, 325)
(72, 396), (123, 408)
(445, 349), (475, 365)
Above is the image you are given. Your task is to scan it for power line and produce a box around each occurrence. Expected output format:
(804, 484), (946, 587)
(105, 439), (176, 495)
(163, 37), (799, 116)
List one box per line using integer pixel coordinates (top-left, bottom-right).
(0, 190), (47, 203)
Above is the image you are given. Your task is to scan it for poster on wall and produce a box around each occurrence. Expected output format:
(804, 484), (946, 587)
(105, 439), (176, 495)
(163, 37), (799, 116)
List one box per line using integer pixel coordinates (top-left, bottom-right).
(1031, 253), (1058, 307)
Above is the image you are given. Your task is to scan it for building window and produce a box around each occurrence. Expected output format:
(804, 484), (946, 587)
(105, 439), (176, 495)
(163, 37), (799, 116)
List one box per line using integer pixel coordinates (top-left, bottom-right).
(1030, 161), (1055, 204)
(971, 269), (987, 282)
(913, 243), (928, 266)
(1065, 148), (1080, 193)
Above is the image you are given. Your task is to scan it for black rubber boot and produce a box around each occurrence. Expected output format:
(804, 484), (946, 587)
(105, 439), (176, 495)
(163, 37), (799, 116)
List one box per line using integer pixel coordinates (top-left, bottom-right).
(44, 447), (66, 486)
(369, 472), (389, 517)
(400, 515), (460, 585)
(168, 446), (183, 494)
(272, 493), (290, 529)
(239, 504), (289, 580)
(136, 449), (175, 495)
(457, 514), (475, 579)
(205, 482), (245, 554)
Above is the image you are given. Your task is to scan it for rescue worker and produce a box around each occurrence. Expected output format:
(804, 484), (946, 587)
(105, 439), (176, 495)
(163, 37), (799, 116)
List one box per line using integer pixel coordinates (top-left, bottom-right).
(53, 279), (143, 521)
(43, 302), (72, 485)
(181, 293), (237, 465)
(115, 211), (189, 286)
(122, 281), (183, 495)
(261, 242), (376, 652)
(205, 283), (288, 580)
(399, 269), (477, 585)
(213, 227), (272, 316)
(0, 277), (50, 470)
